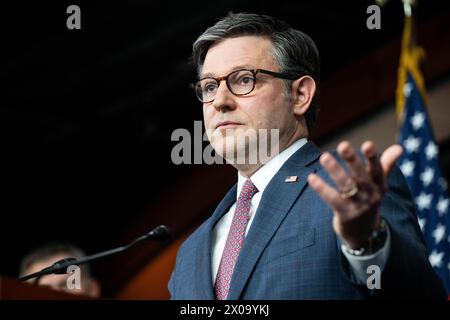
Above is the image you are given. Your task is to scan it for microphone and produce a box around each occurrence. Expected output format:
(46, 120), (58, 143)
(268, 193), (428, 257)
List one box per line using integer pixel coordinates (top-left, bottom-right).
(19, 224), (171, 282)
(144, 224), (171, 241)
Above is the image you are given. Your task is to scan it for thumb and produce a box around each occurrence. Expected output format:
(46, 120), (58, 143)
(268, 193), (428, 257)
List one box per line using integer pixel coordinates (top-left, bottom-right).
(380, 144), (403, 178)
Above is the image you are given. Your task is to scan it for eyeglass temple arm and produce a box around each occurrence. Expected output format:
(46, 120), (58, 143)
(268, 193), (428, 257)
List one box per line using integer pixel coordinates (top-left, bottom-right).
(256, 69), (301, 80)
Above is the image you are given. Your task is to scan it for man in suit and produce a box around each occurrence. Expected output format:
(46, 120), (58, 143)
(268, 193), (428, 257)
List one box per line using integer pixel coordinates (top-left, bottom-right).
(168, 12), (446, 299)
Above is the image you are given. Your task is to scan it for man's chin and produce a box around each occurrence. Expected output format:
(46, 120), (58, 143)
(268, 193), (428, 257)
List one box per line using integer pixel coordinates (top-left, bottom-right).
(210, 139), (236, 159)
(211, 144), (258, 166)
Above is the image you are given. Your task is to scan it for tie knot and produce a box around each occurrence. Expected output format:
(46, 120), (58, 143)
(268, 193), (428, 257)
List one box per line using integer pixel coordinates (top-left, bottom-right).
(241, 179), (258, 199)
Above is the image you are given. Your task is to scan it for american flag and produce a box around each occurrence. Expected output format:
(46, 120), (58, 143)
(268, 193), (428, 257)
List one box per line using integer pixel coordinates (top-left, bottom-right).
(397, 72), (450, 294)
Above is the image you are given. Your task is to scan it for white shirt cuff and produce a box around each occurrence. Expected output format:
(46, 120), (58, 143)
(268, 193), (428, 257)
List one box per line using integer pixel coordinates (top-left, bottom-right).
(340, 223), (391, 285)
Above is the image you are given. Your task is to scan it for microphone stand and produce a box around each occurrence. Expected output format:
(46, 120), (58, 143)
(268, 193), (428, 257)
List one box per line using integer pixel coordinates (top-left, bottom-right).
(20, 225), (171, 282)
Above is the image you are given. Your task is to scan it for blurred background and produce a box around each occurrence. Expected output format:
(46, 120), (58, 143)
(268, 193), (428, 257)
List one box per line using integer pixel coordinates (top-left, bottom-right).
(1, 0), (450, 298)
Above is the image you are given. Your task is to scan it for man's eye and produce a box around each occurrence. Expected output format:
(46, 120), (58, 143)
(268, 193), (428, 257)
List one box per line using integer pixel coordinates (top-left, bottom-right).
(203, 82), (217, 93)
(237, 75), (254, 86)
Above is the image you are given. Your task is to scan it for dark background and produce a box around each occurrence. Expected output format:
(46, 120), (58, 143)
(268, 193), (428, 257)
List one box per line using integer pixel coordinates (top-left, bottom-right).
(2, 0), (450, 296)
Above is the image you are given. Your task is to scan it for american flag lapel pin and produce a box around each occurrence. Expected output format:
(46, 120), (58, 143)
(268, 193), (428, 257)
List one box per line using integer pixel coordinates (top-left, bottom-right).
(284, 175), (298, 183)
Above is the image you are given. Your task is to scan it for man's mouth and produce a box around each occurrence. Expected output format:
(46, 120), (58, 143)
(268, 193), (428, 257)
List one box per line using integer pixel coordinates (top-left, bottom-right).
(215, 121), (243, 129)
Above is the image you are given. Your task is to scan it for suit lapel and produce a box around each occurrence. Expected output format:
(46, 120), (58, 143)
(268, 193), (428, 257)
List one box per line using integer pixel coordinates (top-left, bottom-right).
(194, 184), (237, 299)
(227, 141), (321, 299)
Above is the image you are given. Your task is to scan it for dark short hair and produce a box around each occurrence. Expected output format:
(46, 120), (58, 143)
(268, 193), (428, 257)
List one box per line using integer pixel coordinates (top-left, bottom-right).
(192, 12), (320, 133)
(19, 242), (93, 278)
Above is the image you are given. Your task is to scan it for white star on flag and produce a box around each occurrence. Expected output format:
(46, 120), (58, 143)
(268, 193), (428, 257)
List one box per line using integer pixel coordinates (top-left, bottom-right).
(429, 250), (444, 268)
(420, 167), (435, 187)
(437, 197), (449, 216)
(425, 141), (438, 160)
(410, 111), (425, 130)
(432, 223), (446, 244)
(400, 159), (415, 177)
(416, 192), (432, 210)
(404, 135), (421, 153)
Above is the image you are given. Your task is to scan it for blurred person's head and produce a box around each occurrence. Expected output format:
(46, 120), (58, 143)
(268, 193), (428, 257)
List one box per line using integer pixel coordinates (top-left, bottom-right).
(19, 242), (101, 298)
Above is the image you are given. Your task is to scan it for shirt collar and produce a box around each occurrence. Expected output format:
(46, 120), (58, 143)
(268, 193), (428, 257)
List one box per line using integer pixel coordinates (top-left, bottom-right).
(236, 138), (307, 198)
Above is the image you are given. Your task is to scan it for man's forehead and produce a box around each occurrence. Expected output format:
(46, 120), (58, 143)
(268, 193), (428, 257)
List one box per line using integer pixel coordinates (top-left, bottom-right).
(201, 36), (276, 78)
(201, 64), (254, 78)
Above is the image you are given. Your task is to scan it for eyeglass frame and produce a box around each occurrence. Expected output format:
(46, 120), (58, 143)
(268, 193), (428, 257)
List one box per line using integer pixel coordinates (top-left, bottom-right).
(191, 68), (301, 103)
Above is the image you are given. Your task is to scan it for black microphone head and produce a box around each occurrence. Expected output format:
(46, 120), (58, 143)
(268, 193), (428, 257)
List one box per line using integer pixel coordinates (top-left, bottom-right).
(51, 257), (78, 274)
(147, 225), (171, 241)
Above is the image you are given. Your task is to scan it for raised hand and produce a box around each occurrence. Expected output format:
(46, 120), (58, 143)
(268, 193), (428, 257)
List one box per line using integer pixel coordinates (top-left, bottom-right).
(307, 141), (403, 249)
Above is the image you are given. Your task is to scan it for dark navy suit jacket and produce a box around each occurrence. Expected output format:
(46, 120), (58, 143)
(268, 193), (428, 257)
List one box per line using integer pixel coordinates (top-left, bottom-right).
(168, 142), (446, 299)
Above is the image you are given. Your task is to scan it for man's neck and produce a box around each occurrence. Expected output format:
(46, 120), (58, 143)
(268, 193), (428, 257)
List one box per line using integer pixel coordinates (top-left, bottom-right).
(237, 163), (264, 178)
(234, 127), (308, 177)
(236, 137), (308, 178)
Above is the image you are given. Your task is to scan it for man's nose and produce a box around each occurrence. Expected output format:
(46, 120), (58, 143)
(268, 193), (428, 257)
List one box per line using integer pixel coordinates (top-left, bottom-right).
(211, 81), (236, 112)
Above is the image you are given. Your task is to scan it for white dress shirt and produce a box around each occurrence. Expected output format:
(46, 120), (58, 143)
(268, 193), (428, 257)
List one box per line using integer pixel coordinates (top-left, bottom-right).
(211, 138), (390, 285)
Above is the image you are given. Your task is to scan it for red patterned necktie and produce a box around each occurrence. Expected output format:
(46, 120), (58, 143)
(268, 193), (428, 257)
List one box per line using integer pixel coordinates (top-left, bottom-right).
(214, 179), (258, 300)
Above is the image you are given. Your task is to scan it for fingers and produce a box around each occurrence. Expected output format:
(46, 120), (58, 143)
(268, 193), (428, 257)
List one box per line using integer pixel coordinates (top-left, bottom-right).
(361, 141), (383, 188)
(309, 141), (397, 246)
(307, 173), (346, 212)
(337, 141), (369, 182)
(380, 144), (403, 177)
(320, 152), (355, 192)
(312, 141), (402, 210)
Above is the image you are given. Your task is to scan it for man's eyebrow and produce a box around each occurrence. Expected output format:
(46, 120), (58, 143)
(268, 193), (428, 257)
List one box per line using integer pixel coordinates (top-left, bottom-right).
(201, 65), (255, 79)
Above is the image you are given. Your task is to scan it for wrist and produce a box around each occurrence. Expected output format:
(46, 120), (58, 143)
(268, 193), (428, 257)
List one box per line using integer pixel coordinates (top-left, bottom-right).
(341, 219), (388, 256)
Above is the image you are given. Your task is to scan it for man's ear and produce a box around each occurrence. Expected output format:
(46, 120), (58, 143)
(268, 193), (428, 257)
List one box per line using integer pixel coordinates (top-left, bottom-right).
(291, 75), (316, 116)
